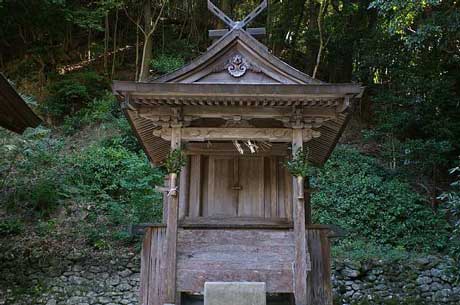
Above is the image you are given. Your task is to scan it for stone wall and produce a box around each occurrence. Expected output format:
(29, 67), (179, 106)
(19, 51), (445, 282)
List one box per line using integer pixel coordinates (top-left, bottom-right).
(332, 256), (460, 304)
(1, 252), (459, 305)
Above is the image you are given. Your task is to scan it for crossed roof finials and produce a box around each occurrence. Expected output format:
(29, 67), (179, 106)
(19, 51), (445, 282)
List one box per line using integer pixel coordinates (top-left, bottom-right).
(207, 0), (267, 30)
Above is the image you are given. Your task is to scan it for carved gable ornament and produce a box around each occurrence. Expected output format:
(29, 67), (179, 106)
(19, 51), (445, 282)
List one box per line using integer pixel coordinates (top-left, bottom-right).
(224, 53), (259, 78)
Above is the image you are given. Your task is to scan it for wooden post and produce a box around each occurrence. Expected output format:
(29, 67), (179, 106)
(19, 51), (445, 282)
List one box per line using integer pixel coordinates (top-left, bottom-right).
(292, 128), (308, 305)
(164, 126), (181, 305)
(305, 178), (312, 225)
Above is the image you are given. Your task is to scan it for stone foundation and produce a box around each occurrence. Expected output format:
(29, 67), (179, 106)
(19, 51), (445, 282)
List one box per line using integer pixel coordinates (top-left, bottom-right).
(1, 251), (459, 305)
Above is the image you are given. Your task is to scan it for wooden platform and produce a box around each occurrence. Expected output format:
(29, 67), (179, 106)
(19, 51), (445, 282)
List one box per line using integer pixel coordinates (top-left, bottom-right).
(140, 225), (332, 305)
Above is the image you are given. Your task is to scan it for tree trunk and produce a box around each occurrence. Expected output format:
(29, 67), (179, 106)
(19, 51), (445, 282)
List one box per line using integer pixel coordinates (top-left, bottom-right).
(104, 13), (109, 72)
(111, 9), (119, 78)
(139, 1), (153, 81)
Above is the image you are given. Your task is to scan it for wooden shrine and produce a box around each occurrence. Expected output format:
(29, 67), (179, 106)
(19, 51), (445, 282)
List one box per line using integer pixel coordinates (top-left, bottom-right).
(113, 2), (364, 305)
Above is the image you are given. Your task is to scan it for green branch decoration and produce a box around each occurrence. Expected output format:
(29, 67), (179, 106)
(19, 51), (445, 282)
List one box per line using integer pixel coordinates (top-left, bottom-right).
(164, 148), (187, 197)
(284, 147), (310, 178)
(164, 148), (187, 175)
(284, 147), (310, 200)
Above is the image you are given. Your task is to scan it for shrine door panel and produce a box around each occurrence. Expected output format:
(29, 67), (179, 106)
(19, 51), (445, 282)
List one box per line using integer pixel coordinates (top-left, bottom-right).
(183, 155), (292, 220)
(205, 156), (237, 217)
(237, 157), (264, 217)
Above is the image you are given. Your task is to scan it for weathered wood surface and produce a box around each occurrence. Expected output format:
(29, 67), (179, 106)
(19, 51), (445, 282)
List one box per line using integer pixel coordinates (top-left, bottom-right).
(184, 155), (293, 220)
(153, 127), (320, 142)
(292, 129), (308, 305)
(180, 216), (292, 229)
(306, 229), (333, 305)
(0, 73), (41, 134)
(140, 226), (167, 305)
(176, 229), (296, 294)
(164, 127), (181, 304)
(140, 227), (332, 305)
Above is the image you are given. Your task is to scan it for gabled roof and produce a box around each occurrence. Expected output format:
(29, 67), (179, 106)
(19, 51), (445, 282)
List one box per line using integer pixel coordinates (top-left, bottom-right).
(150, 29), (323, 85)
(0, 73), (41, 134)
(113, 28), (363, 166)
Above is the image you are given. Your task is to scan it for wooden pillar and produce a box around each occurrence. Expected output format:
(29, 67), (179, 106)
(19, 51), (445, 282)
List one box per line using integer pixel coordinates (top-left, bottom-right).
(305, 178), (312, 225)
(164, 126), (181, 305)
(292, 128), (308, 305)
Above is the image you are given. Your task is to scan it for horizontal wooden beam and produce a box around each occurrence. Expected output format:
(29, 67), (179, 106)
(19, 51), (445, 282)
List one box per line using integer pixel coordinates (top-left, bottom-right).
(209, 28), (266, 39)
(138, 105), (338, 119)
(113, 81), (365, 99)
(153, 127), (321, 142)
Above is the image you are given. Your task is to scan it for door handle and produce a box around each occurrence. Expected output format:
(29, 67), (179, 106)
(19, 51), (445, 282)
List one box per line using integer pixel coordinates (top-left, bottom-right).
(232, 185), (242, 191)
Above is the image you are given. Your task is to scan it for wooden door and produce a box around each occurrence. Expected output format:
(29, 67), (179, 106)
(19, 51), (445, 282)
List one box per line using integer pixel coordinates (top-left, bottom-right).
(238, 157), (264, 216)
(206, 156), (238, 216)
(183, 154), (292, 220)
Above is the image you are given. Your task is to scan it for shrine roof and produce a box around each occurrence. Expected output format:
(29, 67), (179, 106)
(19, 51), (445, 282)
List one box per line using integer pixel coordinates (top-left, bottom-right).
(112, 6), (363, 166)
(0, 73), (41, 134)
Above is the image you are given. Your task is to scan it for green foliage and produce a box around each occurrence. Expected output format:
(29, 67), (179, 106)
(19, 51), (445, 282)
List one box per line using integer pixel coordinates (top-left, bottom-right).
(332, 239), (415, 262)
(284, 148), (311, 177)
(164, 148), (187, 174)
(0, 219), (24, 236)
(1, 127), (65, 217)
(41, 71), (109, 119)
(312, 146), (450, 252)
(439, 159), (460, 260)
(62, 93), (118, 134)
(67, 144), (163, 245)
(150, 54), (185, 75)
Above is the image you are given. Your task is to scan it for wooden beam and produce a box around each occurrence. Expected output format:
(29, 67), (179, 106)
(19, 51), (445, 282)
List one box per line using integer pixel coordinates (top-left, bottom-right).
(138, 105), (338, 120)
(164, 127), (181, 304)
(112, 81), (365, 99)
(153, 127), (320, 142)
(292, 129), (308, 305)
(209, 27), (266, 39)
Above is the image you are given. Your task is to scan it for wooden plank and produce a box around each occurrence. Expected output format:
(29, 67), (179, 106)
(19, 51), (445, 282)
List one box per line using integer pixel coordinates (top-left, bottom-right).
(188, 155), (202, 217)
(306, 229), (332, 305)
(264, 157), (271, 218)
(270, 157), (278, 218)
(238, 157), (264, 217)
(207, 156), (237, 216)
(139, 227), (168, 305)
(292, 128), (308, 305)
(176, 229), (295, 293)
(180, 216), (292, 229)
(140, 228), (152, 305)
(113, 81), (364, 98)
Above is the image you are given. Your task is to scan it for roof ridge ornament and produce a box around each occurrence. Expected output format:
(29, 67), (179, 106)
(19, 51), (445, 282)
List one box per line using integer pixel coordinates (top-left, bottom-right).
(207, 0), (267, 39)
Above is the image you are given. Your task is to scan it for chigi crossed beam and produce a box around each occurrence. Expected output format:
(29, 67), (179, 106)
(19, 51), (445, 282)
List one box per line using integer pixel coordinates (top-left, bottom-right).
(208, 0), (267, 39)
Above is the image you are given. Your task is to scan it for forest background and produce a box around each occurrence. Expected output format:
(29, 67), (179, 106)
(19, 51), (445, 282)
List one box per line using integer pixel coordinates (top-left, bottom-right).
(1, 0), (460, 271)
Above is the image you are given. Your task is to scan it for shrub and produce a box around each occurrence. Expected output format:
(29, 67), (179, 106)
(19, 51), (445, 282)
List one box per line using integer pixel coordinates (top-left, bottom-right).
(1, 127), (65, 217)
(62, 93), (118, 134)
(150, 54), (185, 75)
(67, 144), (163, 231)
(312, 146), (450, 252)
(41, 71), (108, 119)
(0, 219), (24, 236)
(439, 159), (460, 260)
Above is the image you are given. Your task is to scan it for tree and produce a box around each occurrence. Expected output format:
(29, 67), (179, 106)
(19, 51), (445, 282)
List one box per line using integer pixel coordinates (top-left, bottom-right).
(124, 0), (167, 81)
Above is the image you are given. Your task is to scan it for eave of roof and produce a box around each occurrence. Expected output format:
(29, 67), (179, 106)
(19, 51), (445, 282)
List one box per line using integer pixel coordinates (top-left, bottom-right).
(0, 73), (41, 134)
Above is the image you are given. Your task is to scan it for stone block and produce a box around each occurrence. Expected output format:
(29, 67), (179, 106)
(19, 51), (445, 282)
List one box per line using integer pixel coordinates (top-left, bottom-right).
(204, 282), (266, 305)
